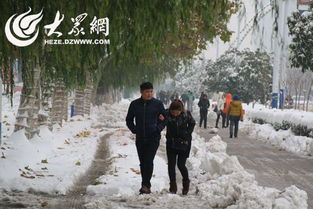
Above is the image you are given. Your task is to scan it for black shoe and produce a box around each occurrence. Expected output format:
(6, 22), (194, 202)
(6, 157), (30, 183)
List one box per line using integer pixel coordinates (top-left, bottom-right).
(182, 179), (190, 195)
(169, 182), (177, 194)
(230, 135), (233, 138)
(139, 186), (151, 194)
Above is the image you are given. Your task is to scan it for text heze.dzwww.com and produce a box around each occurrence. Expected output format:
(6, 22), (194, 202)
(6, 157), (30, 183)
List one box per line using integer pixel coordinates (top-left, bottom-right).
(44, 39), (110, 45)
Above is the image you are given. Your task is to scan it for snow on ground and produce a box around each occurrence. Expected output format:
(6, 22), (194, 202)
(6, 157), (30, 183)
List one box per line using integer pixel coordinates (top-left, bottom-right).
(0, 93), (309, 208)
(86, 129), (168, 197)
(245, 103), (313, 130)
(84, 99), (308, 209)
(0, 92), (112, 195)
(240, 103), (313, 156)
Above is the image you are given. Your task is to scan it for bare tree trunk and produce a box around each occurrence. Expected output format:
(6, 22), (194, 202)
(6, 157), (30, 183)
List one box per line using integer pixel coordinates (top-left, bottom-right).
(74, 89), (85, 116)
(298, 83), (303, 110)
(306, 79), (313, 111)
(303, 89), (306, 111)
(295, 89), (299, 110)
(39, 80), (53, 127)
(74, 72), (93, 116)
(83, 79), (93, 115)
(63, 91), (68, 121)
(15, 60), (41, 139)
(49, 81), (68, 126)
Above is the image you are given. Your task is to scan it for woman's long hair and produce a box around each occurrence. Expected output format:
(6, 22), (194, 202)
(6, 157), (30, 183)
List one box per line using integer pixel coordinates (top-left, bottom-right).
(169, 99), (185, 112)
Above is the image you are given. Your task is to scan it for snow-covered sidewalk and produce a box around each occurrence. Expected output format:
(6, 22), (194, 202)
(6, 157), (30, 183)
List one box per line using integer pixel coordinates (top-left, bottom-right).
(0, 94), (309, 208)
(83, 100), (308, 209)
(0, 92), (112, 195)
(0, 116), (111, 194)
(241, 104), (313, 156)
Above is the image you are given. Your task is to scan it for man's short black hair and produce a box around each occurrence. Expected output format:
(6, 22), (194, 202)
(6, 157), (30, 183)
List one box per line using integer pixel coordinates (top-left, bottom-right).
(140, 82), (153, 91)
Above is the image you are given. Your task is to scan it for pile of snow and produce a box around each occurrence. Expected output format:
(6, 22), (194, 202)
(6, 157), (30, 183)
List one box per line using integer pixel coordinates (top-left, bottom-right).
(245, 104), (313, 130)
(241, 104), (313, 156)
(85, 97), (308, 209)
(86, 129), (168, 196)
(0, 116), (110, 195)
(92, 98), (132, 128)
(188, 134), (308, 209)
(1, 92), (21, 145)
(0, 91), (113, 195)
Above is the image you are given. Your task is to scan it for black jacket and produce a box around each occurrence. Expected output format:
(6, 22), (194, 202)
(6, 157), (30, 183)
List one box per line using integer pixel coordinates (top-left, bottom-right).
(198, 98), (210, 111)
(126, 97), (166, 140)
(165, 110), (196, 157)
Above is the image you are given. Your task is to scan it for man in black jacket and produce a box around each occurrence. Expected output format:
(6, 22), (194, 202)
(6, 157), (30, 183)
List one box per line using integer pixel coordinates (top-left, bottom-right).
(198, 94), (210, 128)
(126, 82), (166, 194)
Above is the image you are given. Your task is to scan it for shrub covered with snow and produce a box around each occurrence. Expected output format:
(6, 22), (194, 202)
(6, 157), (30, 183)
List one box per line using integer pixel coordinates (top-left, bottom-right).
(242, 104), (313, 155)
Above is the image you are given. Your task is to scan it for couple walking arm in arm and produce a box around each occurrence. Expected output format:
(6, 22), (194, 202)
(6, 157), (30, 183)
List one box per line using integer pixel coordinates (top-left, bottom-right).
(126, 82), (195, 195)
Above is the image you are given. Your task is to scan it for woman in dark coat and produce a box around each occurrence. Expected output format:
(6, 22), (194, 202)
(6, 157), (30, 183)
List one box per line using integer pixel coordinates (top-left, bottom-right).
(161, 99), (196, 195)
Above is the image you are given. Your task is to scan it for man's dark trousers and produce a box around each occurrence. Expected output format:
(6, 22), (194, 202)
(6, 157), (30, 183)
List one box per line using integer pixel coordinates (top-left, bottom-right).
(135, 138), (159, 188)
(199, 109), (208, 128)
(126, 97), (166, 189)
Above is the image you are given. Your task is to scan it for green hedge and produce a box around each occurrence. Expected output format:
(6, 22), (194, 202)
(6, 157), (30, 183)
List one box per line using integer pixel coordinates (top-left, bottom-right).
(251, 118), (313, 138)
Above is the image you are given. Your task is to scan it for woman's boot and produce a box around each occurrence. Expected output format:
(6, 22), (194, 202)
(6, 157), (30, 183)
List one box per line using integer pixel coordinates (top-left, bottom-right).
(169, 182), (177, 194)
(182, 179), (190, 195)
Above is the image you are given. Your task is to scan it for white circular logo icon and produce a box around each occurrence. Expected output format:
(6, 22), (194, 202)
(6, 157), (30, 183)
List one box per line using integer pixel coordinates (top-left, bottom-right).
(5, 7), (43, 47)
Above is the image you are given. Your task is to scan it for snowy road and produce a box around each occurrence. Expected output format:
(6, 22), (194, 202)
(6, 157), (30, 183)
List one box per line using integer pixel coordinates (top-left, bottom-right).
(196, 125), (313, 209)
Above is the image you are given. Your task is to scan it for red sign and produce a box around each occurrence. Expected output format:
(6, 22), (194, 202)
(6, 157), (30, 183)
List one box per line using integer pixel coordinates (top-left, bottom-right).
(297, 0), (313, 5)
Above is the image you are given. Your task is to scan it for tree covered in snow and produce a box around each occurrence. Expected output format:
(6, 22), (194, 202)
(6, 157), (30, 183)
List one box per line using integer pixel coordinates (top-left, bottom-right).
(288, 10), (313, 73)
(171, 59), (212, 96)
(0, 0), (238, 139)
(203, 49), (272, 103)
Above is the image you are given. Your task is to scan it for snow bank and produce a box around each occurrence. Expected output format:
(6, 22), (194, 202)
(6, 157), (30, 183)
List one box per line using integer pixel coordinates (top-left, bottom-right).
(86, 103), (308, 209)
(86, 129), (168, 196)
(245, 104), (313, 130)
(0, 92), (112, 194)
(92, 98), (131, 128)
(188, 134), (308, 209)
(242, 104), (313, 156)
(0, 116), (110, 195)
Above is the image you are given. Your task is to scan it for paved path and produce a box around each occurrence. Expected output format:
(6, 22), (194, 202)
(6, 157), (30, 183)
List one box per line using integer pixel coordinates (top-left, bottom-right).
(196, 122), (313, 209)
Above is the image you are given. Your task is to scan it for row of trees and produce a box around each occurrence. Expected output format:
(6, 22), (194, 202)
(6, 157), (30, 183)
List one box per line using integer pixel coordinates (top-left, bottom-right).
(204, 49), (272, 104)
(287, 9), (313, 111)
(0, 0), (238, 138)
(170, 49), (273, 104)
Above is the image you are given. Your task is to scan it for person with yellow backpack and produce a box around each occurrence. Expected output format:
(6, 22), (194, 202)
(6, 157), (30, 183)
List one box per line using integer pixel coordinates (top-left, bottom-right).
(227, 94), (244, 138)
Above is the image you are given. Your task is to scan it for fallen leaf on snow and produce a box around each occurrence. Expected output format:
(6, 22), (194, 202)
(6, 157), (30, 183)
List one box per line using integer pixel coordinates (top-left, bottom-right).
(130, 168), (141, 175)
(92, 180), (103, 185)
(20, 172), (35, 179)
(75, 130), (91, 138)
(41, 201), (48, 207)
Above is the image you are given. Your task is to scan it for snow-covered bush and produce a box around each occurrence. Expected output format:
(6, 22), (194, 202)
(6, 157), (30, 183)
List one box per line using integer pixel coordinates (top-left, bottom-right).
(204, 49), (272, 103)
(250, 117), (313, 138)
